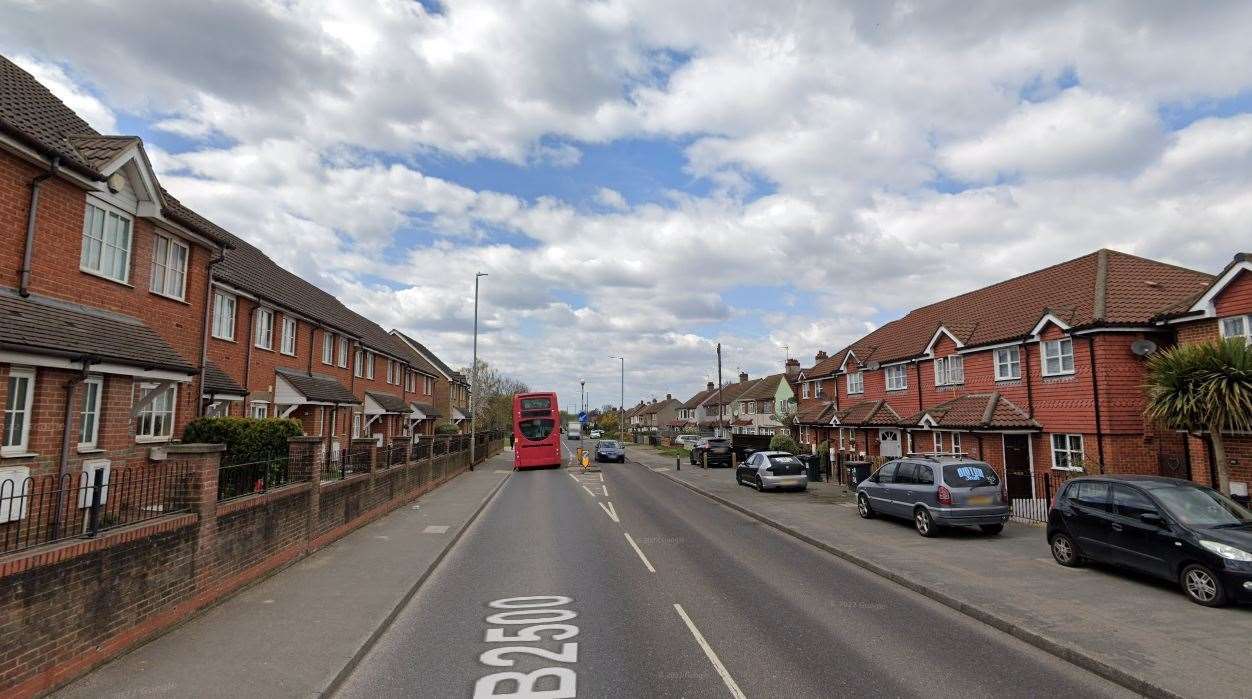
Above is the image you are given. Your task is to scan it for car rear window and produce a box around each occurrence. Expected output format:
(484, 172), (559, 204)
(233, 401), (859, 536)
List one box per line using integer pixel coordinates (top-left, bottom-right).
(942, 463), (999, 487)
(767, 455), (804, 475)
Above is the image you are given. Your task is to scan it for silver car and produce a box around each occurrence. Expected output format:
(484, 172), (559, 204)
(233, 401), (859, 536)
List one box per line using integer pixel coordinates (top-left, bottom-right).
(856, 456), (1010, 537)
(737, 451), (808, 492)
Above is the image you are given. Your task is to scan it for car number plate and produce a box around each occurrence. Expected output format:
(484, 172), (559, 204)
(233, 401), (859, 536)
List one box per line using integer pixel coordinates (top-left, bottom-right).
(969, 495), (993, 505)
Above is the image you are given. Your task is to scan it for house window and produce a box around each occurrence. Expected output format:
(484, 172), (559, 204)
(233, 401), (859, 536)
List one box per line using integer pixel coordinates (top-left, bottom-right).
(405, 371), (415, 392)
(354, 350), (364, 378)
(1051, 433), (1085, 469)
(135, 384), (176, 441)
(801, 381), (809, 399)
(951, 432), (962, 453)
(994, 347), (1021, 381)
(934, 355), (964, 386)
(365, 352), (375, 380)
(425, 376), (434, 394)
(281, 317), (297, 355)
(2, 368), (36, 456)
(885, 365), (907, 391)
(352, 413), (364, 438)
(322, 332), (334, 365)
(846, 372), (864, 394)
(78, 376), (103, 450)
(338, 337), (349, 368)
(255, 308), (274, 350)
(250, 402), (268, 419)
(1220, 315), (1251, 344)
(212, 292), (236, 340)
(80, 202), (132, 283)
(1042, 338), (1075, 376)
(763, 399), (775, 414)
(150, 233), (189, 299)
(933, 431), (943, 452)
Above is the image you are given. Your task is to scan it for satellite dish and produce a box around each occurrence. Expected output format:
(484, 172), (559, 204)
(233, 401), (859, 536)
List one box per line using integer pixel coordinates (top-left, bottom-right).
(1131, 339), (1158, 357)
(865, 362), (880, 370)
(106, 172), (126, 193)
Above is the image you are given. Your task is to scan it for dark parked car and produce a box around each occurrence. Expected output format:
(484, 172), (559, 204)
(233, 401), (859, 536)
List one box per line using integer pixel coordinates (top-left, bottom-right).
(595, 440), (625, 463)
(856, 456), (1010, 537)
(1047, 475), (1252, 607)
(736, 451), (807, 491)
(690, 437), (733, 468)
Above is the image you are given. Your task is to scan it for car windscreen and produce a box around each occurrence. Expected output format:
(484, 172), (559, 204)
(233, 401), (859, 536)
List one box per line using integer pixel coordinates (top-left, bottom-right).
(1154, 486), (1252, 527)
(942, 463), (1000, 487)
(518, 418), (554, 441)
(767, 455), (804, 475)
(598, 441), (620, 449)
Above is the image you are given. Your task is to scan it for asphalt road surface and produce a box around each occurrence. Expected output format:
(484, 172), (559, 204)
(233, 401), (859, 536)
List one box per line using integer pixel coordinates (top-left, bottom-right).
(334, 438), (1134, 698)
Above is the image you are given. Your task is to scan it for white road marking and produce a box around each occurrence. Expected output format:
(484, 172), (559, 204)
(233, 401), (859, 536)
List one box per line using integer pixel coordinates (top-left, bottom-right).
(423, 525), (450, 534)
(602, 485), (609, 497)
(673, 604), (747, 699)
(623, 532), (656, 573)
(652, 467), (670, 472)
(581, 485), (597, 497)
(598, 473), (604, 482)
(568, 472), (580, 482)
(599, 501), (619, 523)
(494, 469), (511, 474)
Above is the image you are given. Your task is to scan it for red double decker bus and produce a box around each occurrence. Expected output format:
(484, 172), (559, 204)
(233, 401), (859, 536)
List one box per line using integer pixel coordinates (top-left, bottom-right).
(513, 392), (562, 470)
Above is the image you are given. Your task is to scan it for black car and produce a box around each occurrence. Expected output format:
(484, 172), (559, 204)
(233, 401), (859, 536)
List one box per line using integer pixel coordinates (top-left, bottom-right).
(690, 437), (733, 468)
(1047, 475), (1252, 607)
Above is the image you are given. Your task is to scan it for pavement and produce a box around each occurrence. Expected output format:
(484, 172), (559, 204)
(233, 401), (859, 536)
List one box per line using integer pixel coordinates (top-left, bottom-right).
(336, 437), (1130, 698)
(624, 443), (1252, 699)
(54, 453), (514, 699)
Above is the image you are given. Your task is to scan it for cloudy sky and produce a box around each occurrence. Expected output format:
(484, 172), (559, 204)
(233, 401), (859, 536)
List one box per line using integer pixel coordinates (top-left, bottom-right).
(4, 0), (1252, 410)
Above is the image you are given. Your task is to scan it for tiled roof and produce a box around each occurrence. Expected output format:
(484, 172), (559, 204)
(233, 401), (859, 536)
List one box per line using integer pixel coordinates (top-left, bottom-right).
(410, 401), (440, 418)
(203, 361), (246, 396)
(0, 291), (196, 373)
(902, 392), (1039, 430)
(388, 331), (441, 377)
(825, 250), (1213, 369)
(834, 400), (902, 427)
(704, 379), (760, 407)
(681, 387), (717, 409)
(276, 367), (359, 404)
(367, 391), (411, 413)
(1154, 252), (1252, 320)
(795, 401), (835, 425)
(391, 330), (464, 382)
(66, 134), (136, 170)
(0, 55), (98, 173)
(739, 373), (783, 400)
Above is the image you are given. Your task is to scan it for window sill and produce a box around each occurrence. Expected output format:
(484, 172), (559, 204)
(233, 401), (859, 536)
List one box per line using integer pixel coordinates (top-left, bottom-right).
(885, 387), (908, 392)
(80, 267), (133, 288)
(212, 334), (237, 343)
(0, 451), (37, 460)
(1041, 371), (1076, 379)
(76, 447), (105, 454)
(994, 377), (1022, 383)
(150, 290), (190, 305)
(281, 350), (297, 357)
(135, 437), (173, 445)
(255, 345), (274, 353)
(1051, 465), (1085, 473)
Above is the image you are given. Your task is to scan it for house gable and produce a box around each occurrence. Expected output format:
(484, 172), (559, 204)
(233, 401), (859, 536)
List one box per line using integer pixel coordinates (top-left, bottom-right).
(923, 325), (964, 357)
(1213, 267), (1252, 318)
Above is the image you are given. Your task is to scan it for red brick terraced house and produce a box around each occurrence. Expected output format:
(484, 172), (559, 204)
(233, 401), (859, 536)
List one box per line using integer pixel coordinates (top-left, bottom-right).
(791, 249), (1222, 511)
(670, 382), (718, 432)
(0, 55), (230, 494)
(391, 330), (472, 433)
(1154, 252), (1252, 496)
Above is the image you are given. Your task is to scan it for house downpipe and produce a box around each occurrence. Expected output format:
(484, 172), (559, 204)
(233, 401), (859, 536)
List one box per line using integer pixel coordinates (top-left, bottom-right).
(52, 356), (96, 541)
(196, 254), (226, 416)
(18, 156), (61, 297)
(1087, 336), (1106, 473)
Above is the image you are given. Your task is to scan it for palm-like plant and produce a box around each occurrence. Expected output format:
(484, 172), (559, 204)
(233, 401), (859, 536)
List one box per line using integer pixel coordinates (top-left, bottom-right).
(1144, 338), (1252, 494)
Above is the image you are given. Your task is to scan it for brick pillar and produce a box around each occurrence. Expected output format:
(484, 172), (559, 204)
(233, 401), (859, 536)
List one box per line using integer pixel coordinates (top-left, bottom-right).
(352, 438), (378, 473)
(165, 443), (226, 559)
(288, 436), (323, 543)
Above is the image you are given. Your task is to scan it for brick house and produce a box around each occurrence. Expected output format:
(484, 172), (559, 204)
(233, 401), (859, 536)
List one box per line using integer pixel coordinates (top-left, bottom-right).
(1154, 252), (1252, 496)
(390, 330), (471, 433)
(791, 249), (1219, 505)
(671, 382), (718, 432)
(1, 56), (229, 487)
(728, 373), (791, 436)
(638, 395), (681, 432)
(702, 372), (760, 436)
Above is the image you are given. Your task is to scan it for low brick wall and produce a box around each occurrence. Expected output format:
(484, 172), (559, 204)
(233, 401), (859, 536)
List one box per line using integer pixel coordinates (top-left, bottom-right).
(0, 436), (506, 697)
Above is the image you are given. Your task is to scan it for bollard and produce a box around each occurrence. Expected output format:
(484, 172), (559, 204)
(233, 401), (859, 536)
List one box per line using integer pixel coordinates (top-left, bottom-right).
(676, 457), (681, 471)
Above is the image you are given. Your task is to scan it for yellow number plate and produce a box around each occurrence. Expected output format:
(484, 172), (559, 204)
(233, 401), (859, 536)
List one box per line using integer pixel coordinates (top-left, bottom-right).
(969, 495), (993, 505)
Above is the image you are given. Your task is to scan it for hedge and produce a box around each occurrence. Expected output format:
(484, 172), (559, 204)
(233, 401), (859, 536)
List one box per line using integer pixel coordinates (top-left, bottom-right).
(183, 416), (304, 465)
(769, 433), (800, 454)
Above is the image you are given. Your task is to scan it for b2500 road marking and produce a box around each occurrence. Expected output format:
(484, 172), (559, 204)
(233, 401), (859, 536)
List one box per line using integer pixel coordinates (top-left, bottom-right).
(473, 595), (579, 698)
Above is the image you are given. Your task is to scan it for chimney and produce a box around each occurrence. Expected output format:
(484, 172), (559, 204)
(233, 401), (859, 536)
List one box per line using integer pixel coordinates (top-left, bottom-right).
(739, 372), (749, 383)
(785, 358), (800, 376)
(706, 381), (715, 391)
(666, 393), (672, 400)
(815, 350), (828, 363)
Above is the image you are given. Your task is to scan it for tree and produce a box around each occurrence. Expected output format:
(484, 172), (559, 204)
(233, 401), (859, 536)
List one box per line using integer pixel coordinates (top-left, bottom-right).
(597, 409), (619, 436)
(769, 433), (800, 454)
(459, 359), (530, 433)
(1144, 338), (1252, 494)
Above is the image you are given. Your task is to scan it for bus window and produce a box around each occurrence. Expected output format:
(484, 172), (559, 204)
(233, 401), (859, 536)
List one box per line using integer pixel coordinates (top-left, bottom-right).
(520, 397), (551, 411)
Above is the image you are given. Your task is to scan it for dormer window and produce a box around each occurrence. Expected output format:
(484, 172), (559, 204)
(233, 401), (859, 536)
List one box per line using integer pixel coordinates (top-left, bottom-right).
(846, 372), (864, 394)
(1041, 339), (1074, 376)
(934, 355), (964, 386)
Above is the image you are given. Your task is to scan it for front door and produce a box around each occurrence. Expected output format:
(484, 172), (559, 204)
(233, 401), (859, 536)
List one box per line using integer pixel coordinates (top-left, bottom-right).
(1003, 434), (1032, 500)
(879, 429), (901, 458)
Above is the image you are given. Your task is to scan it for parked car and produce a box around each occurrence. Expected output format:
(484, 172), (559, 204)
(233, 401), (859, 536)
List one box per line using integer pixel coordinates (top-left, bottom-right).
(590, 429), (603, 439)
(690, 437), (733, 468)
(736, 451), (807, 491)
(674, 435), (700, 448)
(856, 456), (1009, 537)
(1047, 475), (1252, 607)
(595, 440), (626, 463)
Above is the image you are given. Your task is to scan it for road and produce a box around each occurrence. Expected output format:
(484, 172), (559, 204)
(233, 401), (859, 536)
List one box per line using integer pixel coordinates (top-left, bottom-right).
(334, 438), (1133, 698)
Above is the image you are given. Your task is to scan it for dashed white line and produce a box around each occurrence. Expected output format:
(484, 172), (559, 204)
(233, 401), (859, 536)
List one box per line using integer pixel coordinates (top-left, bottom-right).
(602, 484), (609, 497)
(673, 604), (746, 699)
(582, 485), (597, 497)
(623, 532), (656, 573)
(598, 473), (604, 482)
(423, 525), (449, 534)
(598, 501), (619, 523)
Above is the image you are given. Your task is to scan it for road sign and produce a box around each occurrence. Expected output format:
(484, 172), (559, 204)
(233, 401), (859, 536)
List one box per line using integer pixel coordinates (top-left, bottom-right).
(578, 411), (588, 423)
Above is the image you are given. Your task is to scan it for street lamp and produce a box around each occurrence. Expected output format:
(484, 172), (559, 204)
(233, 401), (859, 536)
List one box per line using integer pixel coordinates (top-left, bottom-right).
(609, 356), (623, 439)
(470, 272), (487, 470)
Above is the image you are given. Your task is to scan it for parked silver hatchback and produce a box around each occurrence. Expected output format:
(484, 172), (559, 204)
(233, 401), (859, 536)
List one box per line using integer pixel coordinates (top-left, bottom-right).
(856, 456), (1010, 537)
(736, 451), (808, 492)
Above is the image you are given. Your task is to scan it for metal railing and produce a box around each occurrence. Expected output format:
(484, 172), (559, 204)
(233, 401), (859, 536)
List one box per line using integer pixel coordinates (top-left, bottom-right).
(217, 456), (292, 502)
(0, 463), (190, 554)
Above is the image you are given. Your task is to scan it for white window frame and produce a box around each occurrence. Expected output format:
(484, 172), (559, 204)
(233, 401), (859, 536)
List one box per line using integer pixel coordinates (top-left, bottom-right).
(813, 380), (824, 398)
(354, 350), (364, 378)
(885, 365), (907, 391)
(338, 337), (349, 368)
(80, 200), (133, 284)
(212, 292), (236, 341)
(936, 355), (965, 386)
(254, 308), (274, 350)
(2, 367), (37, 457)
(1051, 433), (1085, 470)
(135, 383), (176, 443)
(250, 401), (268, 420)
(425, 376), (434, 395)
(994, 347), (1021, 381)
(78, 375), (104, 450)
(352, 412), (364, 438)
(149, 233), (189, 300)
(1041, 338), (1075, 377)
(405, 371), (416, 393)
(281, 316), (297, 356)
(846, 372), (864, 394)
(322, 332), (334, 365)
(1220, 315), (1251, 345)
(951, 432), (962, 454)
(801, 381), (810, 399)
(365, 352), (375, 380)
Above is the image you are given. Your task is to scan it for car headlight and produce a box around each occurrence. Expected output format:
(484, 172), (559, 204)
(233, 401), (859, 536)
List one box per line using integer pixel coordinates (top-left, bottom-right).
(1199, 540), (1252, 562)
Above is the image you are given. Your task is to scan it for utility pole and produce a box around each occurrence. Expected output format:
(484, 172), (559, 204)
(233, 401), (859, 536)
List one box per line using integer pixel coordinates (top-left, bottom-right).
(716, 342), (724, 437)
(610, 356), (623, 439)
(580, 379), (585, 414)
(470, 271), (486, 470)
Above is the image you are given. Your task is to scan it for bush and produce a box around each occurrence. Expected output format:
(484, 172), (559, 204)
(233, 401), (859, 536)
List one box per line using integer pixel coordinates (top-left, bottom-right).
(769, 433), (800, 454)
(435, 423), (462, 435)
(183, 416), (303, 465)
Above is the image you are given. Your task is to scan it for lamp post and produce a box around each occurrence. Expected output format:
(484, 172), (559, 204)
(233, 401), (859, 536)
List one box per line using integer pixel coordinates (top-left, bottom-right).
(609, 356), (623, 439)
(470, 272), (487, 470)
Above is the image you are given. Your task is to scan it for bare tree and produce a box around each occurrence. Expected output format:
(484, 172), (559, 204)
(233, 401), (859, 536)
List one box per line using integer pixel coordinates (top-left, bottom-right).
(459, 359), (530, 432)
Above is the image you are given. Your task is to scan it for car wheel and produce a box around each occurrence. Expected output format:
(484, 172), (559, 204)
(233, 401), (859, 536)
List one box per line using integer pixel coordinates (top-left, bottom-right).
(735, 472), (744, 486)
(980, 523), (1004, 535)
(1181, 564), (1228, 607)
(914, 507), (938, 538)
(857, 493), (874, 519)
(1049, 532), (1083, 567)
(618, 457), (625, 463)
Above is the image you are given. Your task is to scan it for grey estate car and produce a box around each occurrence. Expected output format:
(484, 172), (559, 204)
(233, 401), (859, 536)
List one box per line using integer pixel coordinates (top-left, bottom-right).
(856, 456), (1010, 537)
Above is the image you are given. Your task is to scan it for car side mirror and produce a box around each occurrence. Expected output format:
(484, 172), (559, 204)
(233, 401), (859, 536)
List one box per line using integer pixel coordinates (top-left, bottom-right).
(1139, 512), (1164, 527)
